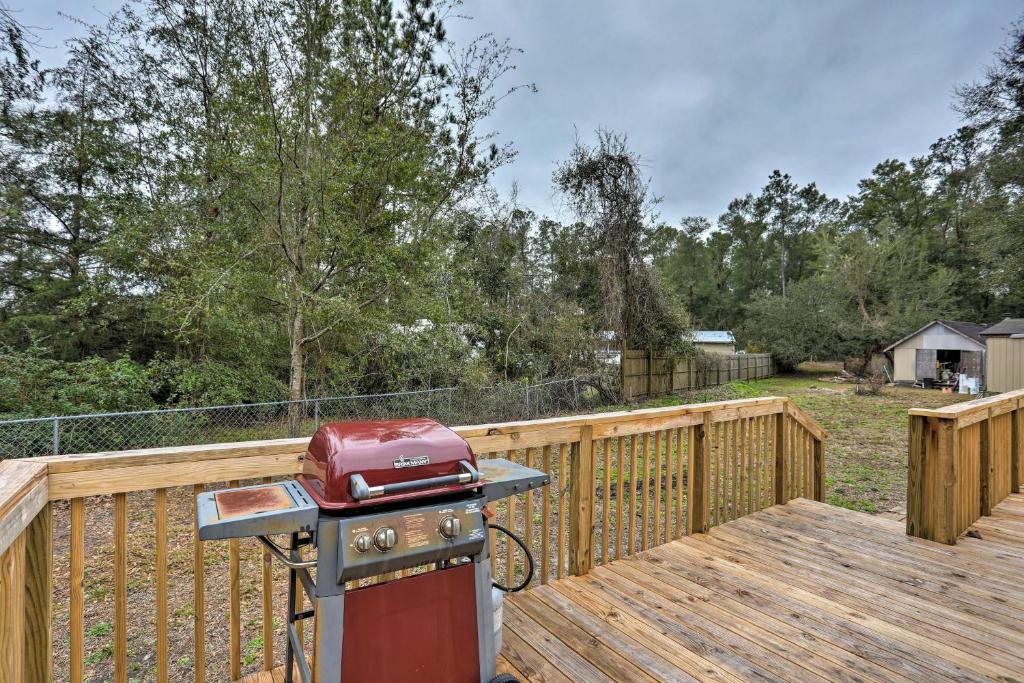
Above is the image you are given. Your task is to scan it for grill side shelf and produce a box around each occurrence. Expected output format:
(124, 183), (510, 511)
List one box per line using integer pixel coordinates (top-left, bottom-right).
(197, 480), (319, 541)
(478, 458), (550, 502)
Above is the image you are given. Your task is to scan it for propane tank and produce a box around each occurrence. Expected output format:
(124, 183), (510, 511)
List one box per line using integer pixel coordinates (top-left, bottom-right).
(491, 586), (505, 653)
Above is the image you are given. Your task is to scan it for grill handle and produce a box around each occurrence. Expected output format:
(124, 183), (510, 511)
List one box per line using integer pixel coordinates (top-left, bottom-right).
(349, 459), (480, 501)
(258, 535), (317, 570)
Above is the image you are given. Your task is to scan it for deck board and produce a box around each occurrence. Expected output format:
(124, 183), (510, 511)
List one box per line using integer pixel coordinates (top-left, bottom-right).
(236, 495), (1024, 683)
(505, 494), (1024, 683)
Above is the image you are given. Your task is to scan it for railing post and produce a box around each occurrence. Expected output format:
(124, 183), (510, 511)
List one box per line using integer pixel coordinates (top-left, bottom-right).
(0, 531), (26, 682)
(22, 504), (52, 683)
(906, 415), (958, 544)
(774, 408), (788, 505)
(686, 414), (711, 534)
(569, 425), (595, 575)
(813, 437), (826, 502)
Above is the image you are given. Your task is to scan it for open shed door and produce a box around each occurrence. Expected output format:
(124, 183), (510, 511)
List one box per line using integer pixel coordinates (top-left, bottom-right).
(961, 350), (983, 379)
(915, 349), (937, 380)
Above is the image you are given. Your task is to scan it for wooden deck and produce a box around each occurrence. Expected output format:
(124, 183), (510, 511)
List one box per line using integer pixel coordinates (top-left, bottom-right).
(501, 496), (1024, 682)
(238, 495), (1024, 683)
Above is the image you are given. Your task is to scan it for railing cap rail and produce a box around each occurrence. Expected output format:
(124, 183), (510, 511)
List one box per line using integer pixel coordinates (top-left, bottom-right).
(908, 389), (1024, 421)
(0, 460), (48, 554)
(455, 396), (789, 435)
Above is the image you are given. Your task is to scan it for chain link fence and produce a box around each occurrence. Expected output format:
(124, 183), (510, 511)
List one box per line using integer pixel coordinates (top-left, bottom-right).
(0, 377), (602, 459)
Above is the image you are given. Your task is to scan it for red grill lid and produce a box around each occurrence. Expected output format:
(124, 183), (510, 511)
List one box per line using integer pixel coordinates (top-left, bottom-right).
(298, 418), (479, 510)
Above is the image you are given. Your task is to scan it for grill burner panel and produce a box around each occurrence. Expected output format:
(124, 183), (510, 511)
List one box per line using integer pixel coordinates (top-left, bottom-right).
(333, 497), (486, 583)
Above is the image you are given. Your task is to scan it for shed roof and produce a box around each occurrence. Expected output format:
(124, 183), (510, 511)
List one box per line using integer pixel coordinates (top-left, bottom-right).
(980, 318), (1024, 336)
(693, 331), (735, 344)
(882, 319), (987, 352)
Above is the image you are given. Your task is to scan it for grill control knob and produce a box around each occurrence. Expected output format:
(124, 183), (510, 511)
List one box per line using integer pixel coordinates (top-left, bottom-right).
(439, 516), (461, 539)
(373, 527), (397, 552)
(353, 533), (372, 553)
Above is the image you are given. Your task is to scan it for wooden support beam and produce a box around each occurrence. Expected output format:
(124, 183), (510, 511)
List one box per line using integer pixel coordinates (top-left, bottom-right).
(569, 427), (595, 575)
(907, 416), (958, 544)
(686, 416), (710, 535)
(0, 532), (26, 683)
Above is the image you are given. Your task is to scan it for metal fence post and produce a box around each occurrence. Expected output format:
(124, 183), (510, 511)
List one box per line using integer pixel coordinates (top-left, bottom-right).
(52, 418), (60, 456)
(525, 384), (531, 419)
(313, 401), (320, 431)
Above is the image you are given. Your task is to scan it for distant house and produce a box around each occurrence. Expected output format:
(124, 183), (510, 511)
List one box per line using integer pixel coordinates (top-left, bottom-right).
(883, 320), (986, 386)
(693, 331), (736, 355)
(981, 318), (1024, 392)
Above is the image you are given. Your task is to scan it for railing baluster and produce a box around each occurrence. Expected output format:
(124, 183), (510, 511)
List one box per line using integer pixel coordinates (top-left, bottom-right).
(505, 450), (516, 587)
(488, 452), (498, 579)
(541, 445), (552, 584)
(155, 488), (169, 683)
(557, 443), (568, 579)
(730, 420), (738, 521)
(665, 428), (674, 542)
(739, 419), (748, 517)
(653, 430), (663, 546)
(640, 432), (651, 551)
(525, 447), (535, 579)
(193, 483), (206, 683)
(229, 480), (241, 682)
(601, 439), (610, 565)
(261, 477), (274, 671)
(615, 436), (624, 559)
(70, 497), (84, 683)
(675, 427), (685, 539)
(628, 435), (638, 555)
(114, 492), (128, 683)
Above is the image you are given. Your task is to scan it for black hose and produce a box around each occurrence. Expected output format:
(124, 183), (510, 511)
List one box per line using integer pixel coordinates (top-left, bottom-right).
(489, 523), (534, 592)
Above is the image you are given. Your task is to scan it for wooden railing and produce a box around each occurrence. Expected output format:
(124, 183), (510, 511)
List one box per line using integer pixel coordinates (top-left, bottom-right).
(0, 395), (825, 683)
(907, 389), (1024, 544)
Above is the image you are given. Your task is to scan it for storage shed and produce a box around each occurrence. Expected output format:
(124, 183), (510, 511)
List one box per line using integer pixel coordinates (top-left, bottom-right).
(883, 320), (986, 386)
(693, 330), (736, 355)
(981, 318), (1024, 392)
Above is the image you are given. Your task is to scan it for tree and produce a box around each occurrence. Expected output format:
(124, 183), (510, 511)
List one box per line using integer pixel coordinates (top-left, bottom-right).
(554, 129), (688, 350)
(138, 0), (523, 431)
(0, 19), (158, 360)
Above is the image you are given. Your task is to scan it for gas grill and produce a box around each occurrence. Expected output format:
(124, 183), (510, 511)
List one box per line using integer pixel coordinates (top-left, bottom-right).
(196, 418), (548, 683)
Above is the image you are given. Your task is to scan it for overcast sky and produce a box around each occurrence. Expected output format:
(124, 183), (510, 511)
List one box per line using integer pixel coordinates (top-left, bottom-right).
(13, 0), (1023, 223)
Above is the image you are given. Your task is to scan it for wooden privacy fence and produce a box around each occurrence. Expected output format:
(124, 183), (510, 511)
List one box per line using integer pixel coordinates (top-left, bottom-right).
(621, 350), (773, 400)
(0, 395), (825, 683)
(907, 389), (1024, 544)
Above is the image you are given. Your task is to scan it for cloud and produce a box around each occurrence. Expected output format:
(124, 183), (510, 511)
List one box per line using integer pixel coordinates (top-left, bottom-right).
(446, 0), (1020, 223)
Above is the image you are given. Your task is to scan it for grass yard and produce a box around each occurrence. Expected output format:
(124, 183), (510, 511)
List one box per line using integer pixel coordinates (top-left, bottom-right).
(629, 364), (973, 514)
